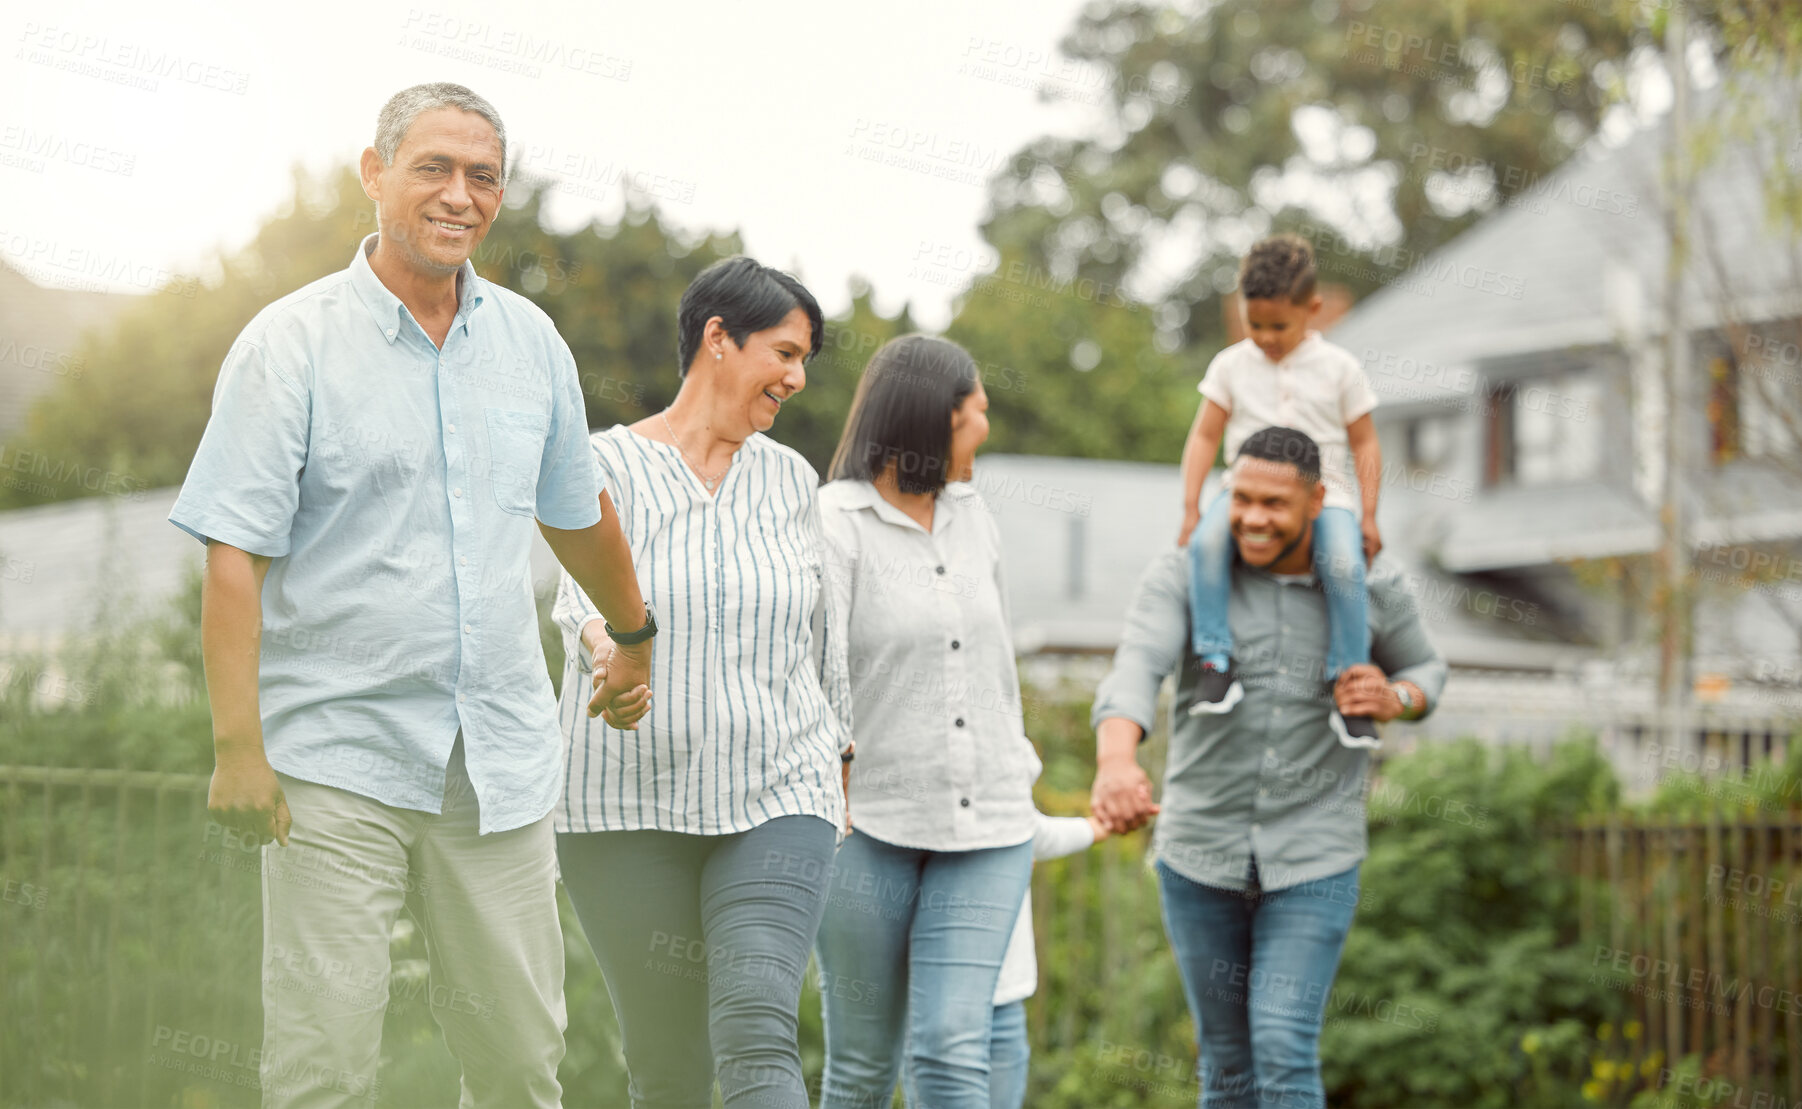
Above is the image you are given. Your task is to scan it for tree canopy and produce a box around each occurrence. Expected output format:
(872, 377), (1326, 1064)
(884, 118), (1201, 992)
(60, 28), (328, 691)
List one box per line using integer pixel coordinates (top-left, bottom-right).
(2, 0), (1752, 508)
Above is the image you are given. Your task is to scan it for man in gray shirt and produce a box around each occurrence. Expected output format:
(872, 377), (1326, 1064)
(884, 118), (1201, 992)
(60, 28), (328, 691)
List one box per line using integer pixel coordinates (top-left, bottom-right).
(1090, 425), (1446, 1109)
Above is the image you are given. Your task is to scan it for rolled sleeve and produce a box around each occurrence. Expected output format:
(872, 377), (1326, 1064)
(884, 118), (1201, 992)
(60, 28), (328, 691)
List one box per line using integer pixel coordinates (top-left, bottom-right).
(533, 339), (602, 530)
(1091, 550), (1189, 736)
(168, 340), (309, 556)
(1338, 356), (1380, 425)
(1197, 355), (1236, 412)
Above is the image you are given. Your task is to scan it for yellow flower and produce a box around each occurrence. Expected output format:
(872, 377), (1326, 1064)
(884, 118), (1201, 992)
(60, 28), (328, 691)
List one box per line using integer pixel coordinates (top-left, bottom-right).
(1594, 1060), (1615, 1081)
(1583, 1080), (1604, 1101)
(1598, 1021), (1613, 1041)
(1624, 1020), (1643, 1041)
(1641, 1054), (1664, 1077)
(1522, 1032), (1542, 1055)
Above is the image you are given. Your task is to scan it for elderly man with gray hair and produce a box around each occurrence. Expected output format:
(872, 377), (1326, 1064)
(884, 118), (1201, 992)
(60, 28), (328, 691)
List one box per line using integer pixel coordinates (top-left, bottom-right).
(170, 83), (656, 1107)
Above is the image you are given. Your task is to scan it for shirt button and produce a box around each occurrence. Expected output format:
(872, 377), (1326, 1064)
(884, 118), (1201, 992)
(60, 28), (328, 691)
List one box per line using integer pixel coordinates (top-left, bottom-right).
(935, 565), (946, 575)
(453, 488), (463, 498)
(960, 798), (971, 808)
(457, 693), (466, 704)
(386, 328), (396, 338)
(459, 556), (468, 567)
(447, 422), (457, 434)
(954, 718), (965, 728)
(463, 624), (473, 634)
(950, 640), (961, 650)
(1251, 823), (1261, 834)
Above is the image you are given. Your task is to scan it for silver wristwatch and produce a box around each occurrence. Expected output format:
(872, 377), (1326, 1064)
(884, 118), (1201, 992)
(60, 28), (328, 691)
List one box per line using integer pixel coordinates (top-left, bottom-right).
(1391, 683), (1417, 714)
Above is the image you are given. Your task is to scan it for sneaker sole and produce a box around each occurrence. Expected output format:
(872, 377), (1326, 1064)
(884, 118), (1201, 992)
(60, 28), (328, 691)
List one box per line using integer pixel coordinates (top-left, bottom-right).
(1187, 681), (1244, 717)
(1329, 713), (1383, 749)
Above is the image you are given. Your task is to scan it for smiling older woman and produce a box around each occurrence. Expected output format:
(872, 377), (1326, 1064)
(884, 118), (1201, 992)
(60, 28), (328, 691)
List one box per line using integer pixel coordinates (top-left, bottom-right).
(550, 256), (852, 1109)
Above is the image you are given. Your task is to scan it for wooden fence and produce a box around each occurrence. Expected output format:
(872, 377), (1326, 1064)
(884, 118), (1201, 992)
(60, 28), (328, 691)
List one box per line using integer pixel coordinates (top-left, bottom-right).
(1556, 815), (1802, 1103)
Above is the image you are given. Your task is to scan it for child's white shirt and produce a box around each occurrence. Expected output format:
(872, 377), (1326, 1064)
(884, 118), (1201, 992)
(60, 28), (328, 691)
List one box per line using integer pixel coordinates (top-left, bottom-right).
(1197, 332), (1378, 516)
(994, 812), (1097, 1006)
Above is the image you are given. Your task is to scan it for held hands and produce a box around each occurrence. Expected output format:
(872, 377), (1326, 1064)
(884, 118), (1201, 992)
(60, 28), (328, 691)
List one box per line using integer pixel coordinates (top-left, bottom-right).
(1090, 757), (1159, 835)
(1333, 664), (1405, 723)
(208, 745), (291, 847)
(586, 628), (653, 729)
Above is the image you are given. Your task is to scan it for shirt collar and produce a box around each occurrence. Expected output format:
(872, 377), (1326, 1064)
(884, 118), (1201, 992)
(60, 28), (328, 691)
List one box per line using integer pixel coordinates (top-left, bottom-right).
(348, 233), (485, 345)
(834, 479), (972, 535)
(1253, 329), (1323, 367)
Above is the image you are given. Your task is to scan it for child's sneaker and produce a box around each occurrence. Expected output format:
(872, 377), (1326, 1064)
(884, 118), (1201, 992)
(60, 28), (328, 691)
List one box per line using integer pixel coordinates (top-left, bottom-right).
(1188, 659), (1243, 716)
(1330, 710), (1381, 749)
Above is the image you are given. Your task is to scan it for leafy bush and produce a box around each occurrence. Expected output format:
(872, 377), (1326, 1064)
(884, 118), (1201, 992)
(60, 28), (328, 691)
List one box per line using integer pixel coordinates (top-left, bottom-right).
(1322, 740), (1627, 1107)
(4, 588), (1719, 1108)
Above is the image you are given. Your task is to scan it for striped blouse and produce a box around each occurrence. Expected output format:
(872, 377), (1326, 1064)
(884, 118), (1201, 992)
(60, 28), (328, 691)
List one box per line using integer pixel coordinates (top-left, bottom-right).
(552, 425), (851, 835)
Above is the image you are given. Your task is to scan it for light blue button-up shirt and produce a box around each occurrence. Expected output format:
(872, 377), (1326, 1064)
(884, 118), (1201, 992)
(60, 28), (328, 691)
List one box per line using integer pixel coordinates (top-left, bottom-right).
(170, 234), (601, 833)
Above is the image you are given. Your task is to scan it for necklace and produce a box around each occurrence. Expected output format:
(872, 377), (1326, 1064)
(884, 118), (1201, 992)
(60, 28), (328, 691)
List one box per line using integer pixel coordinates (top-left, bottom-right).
(659, 410), (729, 490)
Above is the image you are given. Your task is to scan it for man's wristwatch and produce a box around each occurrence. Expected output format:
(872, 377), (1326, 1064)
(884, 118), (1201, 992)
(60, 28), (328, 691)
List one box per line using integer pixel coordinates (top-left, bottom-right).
(605, 603), (658, 646)
(1391, 682), (1417, 716)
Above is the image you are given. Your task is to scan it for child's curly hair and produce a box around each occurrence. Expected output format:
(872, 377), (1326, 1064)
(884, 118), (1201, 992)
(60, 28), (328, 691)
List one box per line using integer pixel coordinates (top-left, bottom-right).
(1238, 234), (1317, 304)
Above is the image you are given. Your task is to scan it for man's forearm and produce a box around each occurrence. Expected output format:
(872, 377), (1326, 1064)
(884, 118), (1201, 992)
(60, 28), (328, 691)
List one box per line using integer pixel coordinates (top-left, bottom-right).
(200, 543), (270, 752)
(541, 491), (647, 634)
(1097, 717), (1146, 765)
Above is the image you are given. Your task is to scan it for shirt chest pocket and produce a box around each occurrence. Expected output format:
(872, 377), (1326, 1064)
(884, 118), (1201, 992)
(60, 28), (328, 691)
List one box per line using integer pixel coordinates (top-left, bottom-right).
(485, 408), (550, 516)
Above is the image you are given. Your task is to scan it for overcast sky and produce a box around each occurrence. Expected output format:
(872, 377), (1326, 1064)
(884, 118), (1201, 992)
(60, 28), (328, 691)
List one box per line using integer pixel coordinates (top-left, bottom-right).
(2, 0), (1115, 328)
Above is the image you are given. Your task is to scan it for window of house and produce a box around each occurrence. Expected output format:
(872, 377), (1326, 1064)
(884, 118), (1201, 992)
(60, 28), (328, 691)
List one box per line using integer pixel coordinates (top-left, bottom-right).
(1483, 371), (1604, 486)
(1736, 331), (1801, 460)
(1708, 355), (1740, 465)
(1404, 414), (1456, 472)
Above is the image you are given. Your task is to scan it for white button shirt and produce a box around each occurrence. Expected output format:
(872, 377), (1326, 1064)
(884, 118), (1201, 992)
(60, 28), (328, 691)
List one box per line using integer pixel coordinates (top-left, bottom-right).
(1197, 332), (1378, 514)
(819, 479), (1036, 852)
(553, 427), (850, 835)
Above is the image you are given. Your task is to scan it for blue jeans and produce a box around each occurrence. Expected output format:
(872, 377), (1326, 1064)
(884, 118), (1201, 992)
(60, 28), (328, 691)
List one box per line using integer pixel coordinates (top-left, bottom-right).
(815, 832), (1033, 1109)
(901, 1000), (1029, 1109)
(1155, 860), (1360, 1109)
(1187, 493), (1370, 680)
(557, 816), (837, 1109)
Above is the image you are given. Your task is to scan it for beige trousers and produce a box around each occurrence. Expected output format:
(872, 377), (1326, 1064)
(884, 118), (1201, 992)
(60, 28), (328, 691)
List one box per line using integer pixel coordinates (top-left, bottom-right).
(259, 741), (566, 1108)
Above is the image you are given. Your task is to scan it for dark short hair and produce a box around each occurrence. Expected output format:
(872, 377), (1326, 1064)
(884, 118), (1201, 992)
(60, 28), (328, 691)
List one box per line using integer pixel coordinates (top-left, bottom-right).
(676, 256), (823, 375)
(828, 335), (979, 496)
(1237, 426), (1321, 485)
(1238, 234), (1316, 304)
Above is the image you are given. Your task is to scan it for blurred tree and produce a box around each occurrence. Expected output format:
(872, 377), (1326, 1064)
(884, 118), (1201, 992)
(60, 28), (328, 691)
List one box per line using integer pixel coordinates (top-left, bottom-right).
(943, 247), (1195, 463)
(5, 0), (1738, 499)
(976, 0), (1652, 360)
(0, 168), (874, 505)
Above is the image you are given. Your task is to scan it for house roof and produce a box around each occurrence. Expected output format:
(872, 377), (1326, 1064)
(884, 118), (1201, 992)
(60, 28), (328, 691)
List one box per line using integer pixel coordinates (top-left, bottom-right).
(1328, 68), (1802, 413)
